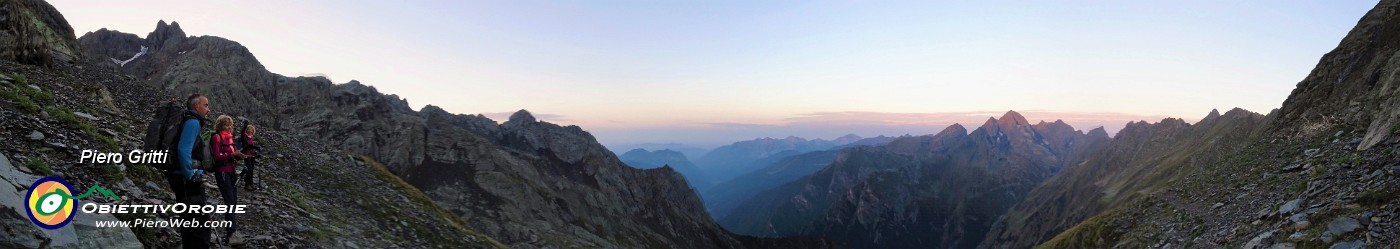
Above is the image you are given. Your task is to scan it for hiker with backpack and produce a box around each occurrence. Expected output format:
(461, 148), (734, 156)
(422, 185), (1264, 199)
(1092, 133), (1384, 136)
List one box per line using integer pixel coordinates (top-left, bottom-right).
(210, 115), (248, 244)
(159, 93), (213, 248)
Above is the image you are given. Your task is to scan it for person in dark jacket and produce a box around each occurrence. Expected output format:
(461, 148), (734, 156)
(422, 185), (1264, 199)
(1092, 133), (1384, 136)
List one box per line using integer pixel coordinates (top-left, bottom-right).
(235, 123), (260, 191)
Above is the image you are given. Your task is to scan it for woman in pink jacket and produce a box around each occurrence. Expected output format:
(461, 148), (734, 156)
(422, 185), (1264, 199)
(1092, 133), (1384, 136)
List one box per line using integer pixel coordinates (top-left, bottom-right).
(211, 115), (246, 244)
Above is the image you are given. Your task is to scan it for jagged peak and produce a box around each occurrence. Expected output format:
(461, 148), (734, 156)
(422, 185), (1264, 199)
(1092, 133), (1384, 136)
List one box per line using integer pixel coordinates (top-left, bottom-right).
(1221, 107), (1259, 118)
(999, 110), (1029, 126)
(419, 104), (448, 115)
(1195, 108), (1220, 124)
(146, 19), (186, 49)
(1087, 126), (1110, 138)
(1159, 117), (1188, 126)
(938, 123), (968, 136)
(980, 117), (999, 130)
(509, 109), (536, 123)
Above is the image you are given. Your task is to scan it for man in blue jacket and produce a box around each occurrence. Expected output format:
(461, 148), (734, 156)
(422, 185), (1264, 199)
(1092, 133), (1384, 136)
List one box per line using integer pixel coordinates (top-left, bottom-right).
(169, 93), (211, 248)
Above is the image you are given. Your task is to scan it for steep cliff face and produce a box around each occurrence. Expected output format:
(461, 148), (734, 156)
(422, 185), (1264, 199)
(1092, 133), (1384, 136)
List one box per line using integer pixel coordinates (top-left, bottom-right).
(77, 21), (834, 249)
(980, 109), (1270, 249)
(1274, 0), (1400, 151)
(0, 0), (82, 66)
(0, 57), (504, 248)
(722, 111), (1109, 249)
(999, 1), (1400, 248)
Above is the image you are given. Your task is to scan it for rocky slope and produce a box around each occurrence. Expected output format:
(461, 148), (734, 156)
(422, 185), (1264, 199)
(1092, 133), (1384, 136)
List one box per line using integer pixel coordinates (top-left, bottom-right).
(0, 0), (83, 67)
(987, 1), (1400, 248)
(722, 111), (1110, 249)
(979, 108), (1270, 248)
(74, 15), (836, 249)
(0, 58), (505, 247)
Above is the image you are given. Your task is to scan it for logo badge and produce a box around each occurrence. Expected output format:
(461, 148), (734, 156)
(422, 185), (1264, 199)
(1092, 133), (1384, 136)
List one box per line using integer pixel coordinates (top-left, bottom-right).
(25, 176), (77, 230)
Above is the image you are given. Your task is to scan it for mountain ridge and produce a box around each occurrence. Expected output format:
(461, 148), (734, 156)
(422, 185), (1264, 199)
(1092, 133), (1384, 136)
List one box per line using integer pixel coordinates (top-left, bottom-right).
(721, 111), (1111, 248)
(72, 18), (837, 248)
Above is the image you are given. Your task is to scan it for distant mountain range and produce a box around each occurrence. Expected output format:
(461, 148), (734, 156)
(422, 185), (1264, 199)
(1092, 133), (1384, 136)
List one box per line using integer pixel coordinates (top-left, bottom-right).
(609, 142), (711, 160)
(694, 135), (863, 188)
(720, 111), (1110, 248)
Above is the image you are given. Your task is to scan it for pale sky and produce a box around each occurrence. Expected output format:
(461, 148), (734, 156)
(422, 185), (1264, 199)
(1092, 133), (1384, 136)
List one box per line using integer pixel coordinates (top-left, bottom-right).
(52, 0), (1378, 148)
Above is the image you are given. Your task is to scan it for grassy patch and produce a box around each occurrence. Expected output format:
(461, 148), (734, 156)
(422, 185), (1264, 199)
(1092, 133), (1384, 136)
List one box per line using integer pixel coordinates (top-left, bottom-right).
(1290, 180), (1307, 194)
(273, 179), (320, 215)
(45, 106), (118, 151)
(19, 83), (54, 105)
(1342, 152), (1361, 165)
(126, 164), (162, 184)
(100, 164), (124, 183)
(356, 155), (507, 249)
(1038, 209), (1127, 249)
(1391, 122), (1400, 134)
(310, 223), (333, 241)
(1357, 189), (1392, 207)
(1, 85), (41, 114)
(0, 76), (55, 113)
(25, 158), (52, 176)
(1310, 164), (1328, 178)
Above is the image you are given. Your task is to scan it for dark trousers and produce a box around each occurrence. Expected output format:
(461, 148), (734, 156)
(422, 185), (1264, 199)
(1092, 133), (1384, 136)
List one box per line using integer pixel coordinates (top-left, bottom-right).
(214, 171), (239, 238)
(166, 172), (211, 248)
(241, 158), (257, 189)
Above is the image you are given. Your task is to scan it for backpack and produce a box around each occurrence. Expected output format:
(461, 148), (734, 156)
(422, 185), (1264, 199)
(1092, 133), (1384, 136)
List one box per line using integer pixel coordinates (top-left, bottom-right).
(206, 131), (236, 166)
(140, 100), (188, 172)
(190, 114), (215, 171)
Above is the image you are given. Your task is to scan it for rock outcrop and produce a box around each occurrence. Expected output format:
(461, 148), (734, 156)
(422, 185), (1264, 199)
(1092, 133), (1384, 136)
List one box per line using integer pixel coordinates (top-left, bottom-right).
(0, 54), (505, 247)
(0, 0), (83, 66)
(991, 1), (1400, 247)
